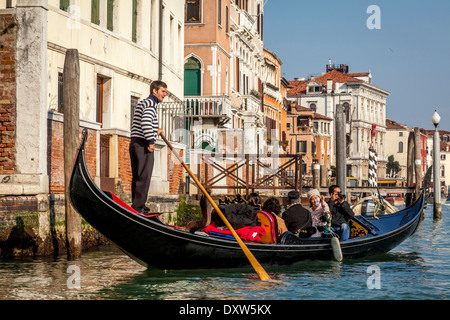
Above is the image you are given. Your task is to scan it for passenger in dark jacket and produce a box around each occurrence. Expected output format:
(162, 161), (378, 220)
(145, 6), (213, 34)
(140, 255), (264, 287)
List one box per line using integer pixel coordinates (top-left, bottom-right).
(327, 185), (355, 241)
(282, 190), (313, 236)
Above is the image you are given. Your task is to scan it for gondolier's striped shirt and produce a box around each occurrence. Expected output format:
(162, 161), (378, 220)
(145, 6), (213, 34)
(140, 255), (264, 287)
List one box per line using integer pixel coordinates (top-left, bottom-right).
(130, 94), (159, 146)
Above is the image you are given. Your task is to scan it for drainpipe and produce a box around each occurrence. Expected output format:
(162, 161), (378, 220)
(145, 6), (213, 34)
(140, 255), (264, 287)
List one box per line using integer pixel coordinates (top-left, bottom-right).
(158, 0), (163, 81)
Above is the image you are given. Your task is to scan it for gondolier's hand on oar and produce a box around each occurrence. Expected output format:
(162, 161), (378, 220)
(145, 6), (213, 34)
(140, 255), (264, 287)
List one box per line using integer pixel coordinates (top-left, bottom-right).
(149, 129), (164, 153)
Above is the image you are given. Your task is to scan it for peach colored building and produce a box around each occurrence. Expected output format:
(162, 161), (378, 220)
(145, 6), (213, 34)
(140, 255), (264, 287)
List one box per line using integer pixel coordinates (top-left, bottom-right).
(184, 0), (267, 158)
(286, 104), (332, 180)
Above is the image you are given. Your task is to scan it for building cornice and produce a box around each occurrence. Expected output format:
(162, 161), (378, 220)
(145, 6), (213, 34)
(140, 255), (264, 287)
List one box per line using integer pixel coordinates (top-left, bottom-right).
(184, 43), (231, 59)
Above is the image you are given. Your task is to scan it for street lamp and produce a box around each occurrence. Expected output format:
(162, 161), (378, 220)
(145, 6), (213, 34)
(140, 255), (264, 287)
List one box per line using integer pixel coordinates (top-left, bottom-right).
(432, 110), (441, 219)
(432, 110), (441, 128)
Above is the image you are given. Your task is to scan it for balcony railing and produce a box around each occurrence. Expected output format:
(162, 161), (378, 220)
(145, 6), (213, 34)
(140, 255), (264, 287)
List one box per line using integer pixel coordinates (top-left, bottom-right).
(185, 95), (232, 119)
(241, 94), (261, 112)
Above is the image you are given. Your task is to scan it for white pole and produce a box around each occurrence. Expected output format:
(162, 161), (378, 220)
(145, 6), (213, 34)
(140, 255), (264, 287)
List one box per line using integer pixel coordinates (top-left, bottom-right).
(432, 111), (441, 219)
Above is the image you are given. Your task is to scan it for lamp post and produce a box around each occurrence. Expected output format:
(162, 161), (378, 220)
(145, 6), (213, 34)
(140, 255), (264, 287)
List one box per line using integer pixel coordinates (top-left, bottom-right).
(432, 110), (441, 219)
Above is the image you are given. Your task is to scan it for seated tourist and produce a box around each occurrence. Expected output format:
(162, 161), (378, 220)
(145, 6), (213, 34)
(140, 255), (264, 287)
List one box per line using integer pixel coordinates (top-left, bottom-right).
(247, 192), (262, 209)
(327, 185), (355, 241)
(282, 190), (313, 237)
(307, 189), (330, 237)
(261, 197), (288, 239)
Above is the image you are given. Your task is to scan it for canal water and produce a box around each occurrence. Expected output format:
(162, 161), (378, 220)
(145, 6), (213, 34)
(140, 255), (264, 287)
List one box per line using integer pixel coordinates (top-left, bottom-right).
(0, 205), (449, 300)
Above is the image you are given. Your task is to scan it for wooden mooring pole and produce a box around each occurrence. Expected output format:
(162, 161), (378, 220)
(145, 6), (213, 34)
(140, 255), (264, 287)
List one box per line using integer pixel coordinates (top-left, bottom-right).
(63, 49), (81, 259)
(335, 104), (346, 195)
(413, 127), (423, 202)
(405, 131), (414, 207)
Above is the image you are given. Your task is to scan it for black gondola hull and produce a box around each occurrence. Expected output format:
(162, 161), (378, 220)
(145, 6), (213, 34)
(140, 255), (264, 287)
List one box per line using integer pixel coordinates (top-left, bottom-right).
(69, 131), (424, 270)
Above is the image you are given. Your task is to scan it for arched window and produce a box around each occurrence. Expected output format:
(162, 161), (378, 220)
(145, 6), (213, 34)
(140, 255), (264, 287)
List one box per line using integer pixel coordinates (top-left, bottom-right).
(398, 142), (404, 153)
(184, 57), (201, 96)
(310, 103), (317, 112)
(343, 102), (350, 123)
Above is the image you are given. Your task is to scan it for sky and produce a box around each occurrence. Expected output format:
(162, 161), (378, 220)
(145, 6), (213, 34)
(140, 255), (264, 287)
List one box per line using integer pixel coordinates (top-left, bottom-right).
(263, 0), (450, 131)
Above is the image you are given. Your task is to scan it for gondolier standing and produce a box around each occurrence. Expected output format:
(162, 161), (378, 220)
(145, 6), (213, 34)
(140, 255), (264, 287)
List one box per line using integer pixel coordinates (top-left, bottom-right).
(129, 81), (167, 214)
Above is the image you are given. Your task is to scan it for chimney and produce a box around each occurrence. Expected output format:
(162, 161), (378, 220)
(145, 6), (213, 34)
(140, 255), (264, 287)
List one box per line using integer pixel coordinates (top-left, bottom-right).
(327, 78), (333, 94)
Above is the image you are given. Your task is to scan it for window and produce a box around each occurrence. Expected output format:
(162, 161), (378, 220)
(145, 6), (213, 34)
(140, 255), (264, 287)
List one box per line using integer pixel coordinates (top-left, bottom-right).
(310, 103), (317, 112)
(257, 4), (261, 34)
(91, 0), (100, 25)
(186, 0), (201, 23)
(132, 0), (138, 42)
(170, 15), (174, 67)
(297, 141), (307, 154)
(218, 0), (222, 26)
(314, 122), (319, 132)
(130, 96), (139, 130)
(287, 122), (291, 130)
(60, 0), (70, 12)
(96, 76), (104, 124)
(399, 132), (403, 137)
(398, 142), (404, 153)
(58, 72), (64, 113)
(297, 117), (308, 127)
(343, 102), (350, 123)
(150, 0), (156, 51)
(107, 0), (114, 31)
(225, 5), (229, 33)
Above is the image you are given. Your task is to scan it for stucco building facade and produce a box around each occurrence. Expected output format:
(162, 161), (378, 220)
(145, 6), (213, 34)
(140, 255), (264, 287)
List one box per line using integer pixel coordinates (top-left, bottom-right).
(288, 63), (390, 186)
(0, 0), (186, 214)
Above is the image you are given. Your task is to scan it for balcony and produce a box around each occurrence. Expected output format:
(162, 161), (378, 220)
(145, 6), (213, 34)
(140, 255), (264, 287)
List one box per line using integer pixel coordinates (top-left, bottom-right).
(238, 10), (255, 40)
(264, 83), (281, 101)
(240, 94), (261, 113)
(185, 95), (231, 124)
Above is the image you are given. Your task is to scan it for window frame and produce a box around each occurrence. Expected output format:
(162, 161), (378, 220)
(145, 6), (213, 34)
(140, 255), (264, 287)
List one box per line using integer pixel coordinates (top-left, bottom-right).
(185, 0), (202, 23)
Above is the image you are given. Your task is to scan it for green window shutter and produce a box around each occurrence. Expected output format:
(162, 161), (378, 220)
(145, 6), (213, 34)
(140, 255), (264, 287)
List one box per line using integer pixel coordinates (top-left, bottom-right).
(132, 0), (138, 42)
(60, 0), (70, 12)
(91, 0), (100, 25)
(107, 0), (114, 31)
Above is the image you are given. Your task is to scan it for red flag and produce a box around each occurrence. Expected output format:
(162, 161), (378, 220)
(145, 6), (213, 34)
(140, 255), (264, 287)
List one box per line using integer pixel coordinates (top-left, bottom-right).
(372, 124), (377, 137)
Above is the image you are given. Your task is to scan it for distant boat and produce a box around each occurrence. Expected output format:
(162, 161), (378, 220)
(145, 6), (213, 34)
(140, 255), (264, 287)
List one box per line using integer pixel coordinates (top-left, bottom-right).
(385, 193), (405, 207)
(352, 196), (398, 216)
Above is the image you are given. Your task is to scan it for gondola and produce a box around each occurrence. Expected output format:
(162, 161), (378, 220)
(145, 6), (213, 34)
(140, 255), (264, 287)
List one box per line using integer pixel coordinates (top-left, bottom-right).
(69, 129), (425, 270)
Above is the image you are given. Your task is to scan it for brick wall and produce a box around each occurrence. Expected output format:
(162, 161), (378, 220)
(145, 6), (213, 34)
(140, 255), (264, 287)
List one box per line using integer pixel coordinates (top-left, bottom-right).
(117, 135), (131, 195)
(168, 148), (184, 194)
(47, 121), (97, 193)
(47, 119), (64, 193)
(0, 14), (17, 175)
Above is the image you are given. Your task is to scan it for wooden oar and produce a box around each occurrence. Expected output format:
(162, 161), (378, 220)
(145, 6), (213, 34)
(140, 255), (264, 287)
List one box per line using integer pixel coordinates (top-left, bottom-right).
(160, 133), (271, 281)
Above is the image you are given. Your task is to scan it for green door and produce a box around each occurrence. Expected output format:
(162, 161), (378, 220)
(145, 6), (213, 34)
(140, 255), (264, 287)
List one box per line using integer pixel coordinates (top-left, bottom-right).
(184, 58), (201, 96)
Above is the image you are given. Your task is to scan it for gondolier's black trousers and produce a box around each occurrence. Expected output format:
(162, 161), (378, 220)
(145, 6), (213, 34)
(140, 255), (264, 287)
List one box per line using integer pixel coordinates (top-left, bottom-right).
(129, 140), (155, 214)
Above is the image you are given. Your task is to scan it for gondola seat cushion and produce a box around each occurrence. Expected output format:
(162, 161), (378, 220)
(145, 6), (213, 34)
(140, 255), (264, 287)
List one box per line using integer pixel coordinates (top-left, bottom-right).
(203, 223), (266, 243)
(256, 210), (278, 244)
